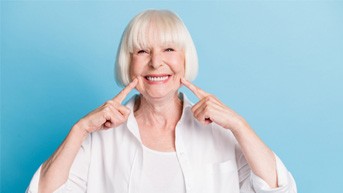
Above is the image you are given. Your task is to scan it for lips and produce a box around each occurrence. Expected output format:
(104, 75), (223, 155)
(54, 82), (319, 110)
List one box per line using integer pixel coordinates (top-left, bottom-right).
(144, 74), (171, 83)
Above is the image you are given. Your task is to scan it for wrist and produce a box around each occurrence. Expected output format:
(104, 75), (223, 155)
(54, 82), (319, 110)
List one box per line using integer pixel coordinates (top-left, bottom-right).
(71, 122), (89, 140)
(229, 117), (250, 136)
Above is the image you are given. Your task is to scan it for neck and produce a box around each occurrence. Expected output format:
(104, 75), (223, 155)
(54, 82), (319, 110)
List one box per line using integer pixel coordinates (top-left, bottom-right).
(134, 92), (183, 129)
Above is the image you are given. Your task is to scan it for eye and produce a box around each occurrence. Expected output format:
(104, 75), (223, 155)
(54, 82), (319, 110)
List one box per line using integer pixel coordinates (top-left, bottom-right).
(137, 50), (148, 54)
(164, 48), (175, 52)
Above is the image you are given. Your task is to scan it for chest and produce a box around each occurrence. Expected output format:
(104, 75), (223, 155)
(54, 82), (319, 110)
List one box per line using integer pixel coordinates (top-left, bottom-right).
(138, 125), (176, 152)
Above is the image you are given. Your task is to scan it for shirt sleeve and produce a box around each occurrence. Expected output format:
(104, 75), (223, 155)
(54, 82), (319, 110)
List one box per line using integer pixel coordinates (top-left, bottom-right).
(236, 145), (297, 193)
(26, 134), (92, 193)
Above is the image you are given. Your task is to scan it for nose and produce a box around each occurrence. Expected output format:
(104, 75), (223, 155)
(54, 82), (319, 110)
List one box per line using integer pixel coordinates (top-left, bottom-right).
(149, 51), (163, 69)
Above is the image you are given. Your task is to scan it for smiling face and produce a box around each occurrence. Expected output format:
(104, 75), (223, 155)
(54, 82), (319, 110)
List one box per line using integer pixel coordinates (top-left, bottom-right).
(117, 10), (198, 101)
(130, 43), (185, 100)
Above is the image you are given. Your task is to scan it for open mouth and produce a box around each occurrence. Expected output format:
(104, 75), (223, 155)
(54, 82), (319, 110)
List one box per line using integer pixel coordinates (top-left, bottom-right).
(144, 75), (171, 83)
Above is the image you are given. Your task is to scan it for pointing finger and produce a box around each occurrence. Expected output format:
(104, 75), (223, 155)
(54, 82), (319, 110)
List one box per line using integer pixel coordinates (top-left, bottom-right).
(113, 78), (138, 103)
(181, 78), (208, 99)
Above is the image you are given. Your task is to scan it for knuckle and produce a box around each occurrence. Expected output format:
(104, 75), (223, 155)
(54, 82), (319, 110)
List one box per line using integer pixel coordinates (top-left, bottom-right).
(204, 105), (210, 111)
(192, 110), (196, 115)
(207, 95), (214, 100)
(103, 107), (112, 115)
(104, 100), (114, 106)
(204, 109), (211, 115)
(124, 107), (131, 114)
(119, 115), (126, 122)
(204, 99), (212, 106)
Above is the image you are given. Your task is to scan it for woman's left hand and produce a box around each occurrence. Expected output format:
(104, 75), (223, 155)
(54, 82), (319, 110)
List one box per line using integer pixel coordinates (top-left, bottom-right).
(182, 79), (279, 188)
(181, 78), (246, 132)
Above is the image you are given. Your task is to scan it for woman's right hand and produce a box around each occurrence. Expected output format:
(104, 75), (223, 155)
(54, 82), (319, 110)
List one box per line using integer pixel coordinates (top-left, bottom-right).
(75, 79), (138, 134)
(38, 80), (137, 193)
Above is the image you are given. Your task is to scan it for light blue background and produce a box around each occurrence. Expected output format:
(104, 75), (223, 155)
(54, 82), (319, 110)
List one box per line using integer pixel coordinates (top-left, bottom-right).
(1, 1), (343, 192)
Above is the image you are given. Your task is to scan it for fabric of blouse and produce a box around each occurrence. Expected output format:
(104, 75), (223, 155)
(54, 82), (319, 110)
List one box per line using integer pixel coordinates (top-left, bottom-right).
(26, 93), (297, 193)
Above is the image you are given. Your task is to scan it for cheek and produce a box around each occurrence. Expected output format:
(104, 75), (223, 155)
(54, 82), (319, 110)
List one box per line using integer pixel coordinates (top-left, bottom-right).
(175, 63), (185, 78)
(129, 63), (143, 79)
(129, 68), (145, 94)
(169, 56), (185, 75)
(134, 76), (145, 94)
(177, 54), (186, 74)
(130, 55), (146, 76)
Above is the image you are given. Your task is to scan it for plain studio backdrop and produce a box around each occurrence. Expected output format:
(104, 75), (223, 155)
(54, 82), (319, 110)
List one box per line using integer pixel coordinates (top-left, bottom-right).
(1, 1), (342, 192)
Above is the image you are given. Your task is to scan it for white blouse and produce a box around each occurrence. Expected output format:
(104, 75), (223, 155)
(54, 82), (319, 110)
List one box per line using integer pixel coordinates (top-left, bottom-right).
(26, 93), (297, 193)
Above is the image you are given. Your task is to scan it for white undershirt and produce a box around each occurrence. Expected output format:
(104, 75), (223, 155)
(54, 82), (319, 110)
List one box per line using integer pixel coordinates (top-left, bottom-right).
(140, 145), (186, 193)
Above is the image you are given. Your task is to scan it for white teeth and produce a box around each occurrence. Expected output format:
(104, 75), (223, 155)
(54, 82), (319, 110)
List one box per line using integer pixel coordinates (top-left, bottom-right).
(146, 76), (169, 82)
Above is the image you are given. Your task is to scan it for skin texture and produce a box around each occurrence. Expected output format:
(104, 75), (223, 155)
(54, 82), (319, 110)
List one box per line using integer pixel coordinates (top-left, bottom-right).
(130, 43), (185, 103)
(38, 37), (278, 193)
(129, 43), (185, 152)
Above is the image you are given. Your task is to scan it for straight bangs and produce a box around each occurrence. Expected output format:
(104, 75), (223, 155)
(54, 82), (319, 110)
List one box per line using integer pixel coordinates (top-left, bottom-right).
(126, 11), (187, 52)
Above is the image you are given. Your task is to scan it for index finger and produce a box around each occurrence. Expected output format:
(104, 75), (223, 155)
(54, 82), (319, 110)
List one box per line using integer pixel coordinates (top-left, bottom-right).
(181, 78), (208, 99)
(113, 78), (138, 103)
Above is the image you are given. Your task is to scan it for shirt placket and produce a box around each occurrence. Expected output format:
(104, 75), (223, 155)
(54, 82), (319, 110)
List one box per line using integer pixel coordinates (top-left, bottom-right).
(175, 120), (193, 192)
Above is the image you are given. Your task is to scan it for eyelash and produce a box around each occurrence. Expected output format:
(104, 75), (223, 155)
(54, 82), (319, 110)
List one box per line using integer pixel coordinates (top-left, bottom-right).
(136, 48), (175, 54)
(165, 48), (174, 52)
(137, 50), (147, 54)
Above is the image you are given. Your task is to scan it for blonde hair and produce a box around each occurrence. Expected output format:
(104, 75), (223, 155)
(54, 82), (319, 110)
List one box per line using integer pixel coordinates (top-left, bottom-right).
(115, 9), (198, 86)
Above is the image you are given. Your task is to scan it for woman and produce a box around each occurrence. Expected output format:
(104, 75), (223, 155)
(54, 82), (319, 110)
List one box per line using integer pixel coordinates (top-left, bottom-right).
(27, 10), (297, 193)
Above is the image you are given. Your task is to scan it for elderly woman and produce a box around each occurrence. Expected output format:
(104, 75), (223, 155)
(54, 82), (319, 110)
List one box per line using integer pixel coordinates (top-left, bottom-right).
(27, 10), (297, 193)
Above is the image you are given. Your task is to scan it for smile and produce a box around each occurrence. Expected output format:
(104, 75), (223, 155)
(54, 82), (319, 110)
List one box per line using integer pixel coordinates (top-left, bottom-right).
(144, 75), (171, 83)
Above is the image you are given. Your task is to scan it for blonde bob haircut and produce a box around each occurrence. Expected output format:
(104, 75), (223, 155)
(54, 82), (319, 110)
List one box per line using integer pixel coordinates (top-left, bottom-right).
(115, 9), (198, 86)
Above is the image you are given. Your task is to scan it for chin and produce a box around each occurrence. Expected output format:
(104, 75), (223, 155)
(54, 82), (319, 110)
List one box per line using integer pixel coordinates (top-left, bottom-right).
(141, 88), (178, 101)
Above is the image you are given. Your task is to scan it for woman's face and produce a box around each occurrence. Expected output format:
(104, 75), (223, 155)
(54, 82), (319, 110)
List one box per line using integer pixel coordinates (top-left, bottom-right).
(130, 42), (185, 100)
